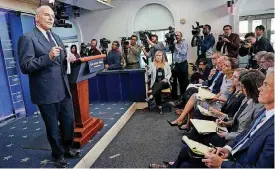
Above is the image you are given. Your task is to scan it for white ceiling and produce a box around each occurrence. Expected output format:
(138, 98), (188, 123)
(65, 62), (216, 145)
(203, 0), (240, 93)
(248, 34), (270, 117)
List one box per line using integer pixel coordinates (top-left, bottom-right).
(239, 0), (274, 16)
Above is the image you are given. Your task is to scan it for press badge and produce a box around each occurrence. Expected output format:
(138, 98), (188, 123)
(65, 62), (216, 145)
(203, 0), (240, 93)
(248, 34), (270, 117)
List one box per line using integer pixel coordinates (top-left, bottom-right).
(158, 72), (163, 76)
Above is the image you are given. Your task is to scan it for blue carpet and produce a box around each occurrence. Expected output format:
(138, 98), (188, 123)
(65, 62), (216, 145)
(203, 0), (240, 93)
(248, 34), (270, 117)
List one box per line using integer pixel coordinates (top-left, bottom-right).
(0, 102), (132, 168)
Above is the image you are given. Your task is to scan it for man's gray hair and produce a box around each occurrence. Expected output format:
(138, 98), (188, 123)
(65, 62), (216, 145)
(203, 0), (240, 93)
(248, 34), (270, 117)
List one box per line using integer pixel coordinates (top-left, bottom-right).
(262, 52), (274, 62)
(36, 5), (52, 15)
(255, 51), (267, 60)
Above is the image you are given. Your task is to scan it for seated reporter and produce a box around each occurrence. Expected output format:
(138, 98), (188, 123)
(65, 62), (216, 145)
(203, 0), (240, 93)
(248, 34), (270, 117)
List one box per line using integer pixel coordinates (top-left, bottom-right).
(254, 51), (267, 74)
(202, 70), (274, 168)
(260, 52), (274, 74)
(194, 68), (247, 121)
(146, 51), (171, 114)
(167, 58), (238, 130)
(149, 70), (274, 168)
(105, 41), (123, 70)
(170, 53), (228, 107)
(190, 70), (265, 148)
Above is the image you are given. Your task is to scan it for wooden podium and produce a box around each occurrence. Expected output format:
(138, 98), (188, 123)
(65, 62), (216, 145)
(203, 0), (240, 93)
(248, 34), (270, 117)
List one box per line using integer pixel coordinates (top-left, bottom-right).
(68, 54), (105, 148)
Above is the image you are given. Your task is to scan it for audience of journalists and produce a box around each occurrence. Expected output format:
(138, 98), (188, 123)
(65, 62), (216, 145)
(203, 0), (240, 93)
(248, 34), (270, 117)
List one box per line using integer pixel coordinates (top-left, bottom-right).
(66, 23), (274, 168)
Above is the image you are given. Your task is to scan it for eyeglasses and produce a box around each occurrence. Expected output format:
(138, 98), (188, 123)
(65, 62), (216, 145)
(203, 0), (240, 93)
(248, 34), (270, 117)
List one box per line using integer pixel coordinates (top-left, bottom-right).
(112, 44), (117, 46)
(223, 28), (230, 30)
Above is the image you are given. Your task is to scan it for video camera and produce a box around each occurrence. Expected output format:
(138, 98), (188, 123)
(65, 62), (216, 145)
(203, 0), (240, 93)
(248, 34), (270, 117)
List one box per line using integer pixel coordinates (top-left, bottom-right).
(120, 37), (131, 63)
(80, 42), (90, 57)
(191, 22), (203, 36)
(99, 38), (111, 54)
(165, 26), (176, 53)
(138, 30), (152, 52)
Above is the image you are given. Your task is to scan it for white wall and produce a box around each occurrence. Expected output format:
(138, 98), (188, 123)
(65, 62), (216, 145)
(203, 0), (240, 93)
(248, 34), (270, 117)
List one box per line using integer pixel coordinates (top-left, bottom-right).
(76, 0), (232, 62)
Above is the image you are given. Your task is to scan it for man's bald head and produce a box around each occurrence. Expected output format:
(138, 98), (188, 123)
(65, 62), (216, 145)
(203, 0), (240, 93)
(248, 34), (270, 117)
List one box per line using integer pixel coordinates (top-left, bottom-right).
(35, 5), (55, 31)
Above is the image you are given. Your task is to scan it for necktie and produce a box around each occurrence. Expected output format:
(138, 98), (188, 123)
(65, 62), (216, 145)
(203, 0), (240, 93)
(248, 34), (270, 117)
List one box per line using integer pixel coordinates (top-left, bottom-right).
(46, 31), (56, 47)
(232, 111), (266, 149)
(46, 31), (60, 63)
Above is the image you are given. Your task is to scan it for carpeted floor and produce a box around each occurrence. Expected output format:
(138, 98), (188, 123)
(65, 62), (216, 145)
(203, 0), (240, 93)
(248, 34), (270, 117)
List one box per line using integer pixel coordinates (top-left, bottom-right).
(91, 108), (184, 168)
(0, 102), (132, 168)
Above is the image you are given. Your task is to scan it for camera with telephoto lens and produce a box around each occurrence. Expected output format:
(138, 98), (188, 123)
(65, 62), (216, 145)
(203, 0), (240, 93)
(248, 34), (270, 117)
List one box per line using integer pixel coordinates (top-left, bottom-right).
(165, 26), (176, 53)
(191, 22), (203, 36)
(80, 42), (90, 57)
(138, 30), (152, 52)
(218, 34), (229, 41)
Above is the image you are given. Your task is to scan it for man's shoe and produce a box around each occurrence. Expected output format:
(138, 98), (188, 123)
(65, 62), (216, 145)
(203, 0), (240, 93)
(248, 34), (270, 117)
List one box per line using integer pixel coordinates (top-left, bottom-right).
(64, 150), (81, 159)
(55, 156), (68, 168)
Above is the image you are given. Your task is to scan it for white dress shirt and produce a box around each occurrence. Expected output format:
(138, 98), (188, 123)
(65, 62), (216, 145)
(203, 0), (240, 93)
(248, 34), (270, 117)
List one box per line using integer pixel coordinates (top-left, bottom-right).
(225, 108), (274, 155)
(36, 26), (58, 46)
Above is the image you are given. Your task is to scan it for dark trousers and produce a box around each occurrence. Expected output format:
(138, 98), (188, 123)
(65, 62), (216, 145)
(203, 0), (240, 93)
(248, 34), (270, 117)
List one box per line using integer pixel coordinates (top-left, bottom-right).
(172, 144), (206, 168)
(152, 81), (169, 106)
(38, 97), (74, 158)
(172, 61), (189, 99)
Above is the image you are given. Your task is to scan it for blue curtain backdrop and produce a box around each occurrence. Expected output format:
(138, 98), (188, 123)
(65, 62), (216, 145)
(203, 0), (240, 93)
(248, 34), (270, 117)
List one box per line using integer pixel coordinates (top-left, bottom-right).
(9, 13), (38, 117)
(0, 10), (38, 121)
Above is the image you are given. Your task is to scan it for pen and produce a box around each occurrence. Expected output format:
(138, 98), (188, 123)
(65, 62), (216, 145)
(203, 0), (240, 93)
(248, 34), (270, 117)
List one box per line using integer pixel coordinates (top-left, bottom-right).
(209, 143), (225, 156)
(217, 127), (227, 133)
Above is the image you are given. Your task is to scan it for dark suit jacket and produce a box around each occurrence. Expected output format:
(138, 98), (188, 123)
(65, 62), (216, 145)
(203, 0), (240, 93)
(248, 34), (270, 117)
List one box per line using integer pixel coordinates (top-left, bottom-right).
(220, 91), (245, 118)
(18, 27), (71, 105)
(210, 73), (224, 94)
(216, 33), (240, 58)
(239, 37), (274, 57)
(222, 111), (274, 168)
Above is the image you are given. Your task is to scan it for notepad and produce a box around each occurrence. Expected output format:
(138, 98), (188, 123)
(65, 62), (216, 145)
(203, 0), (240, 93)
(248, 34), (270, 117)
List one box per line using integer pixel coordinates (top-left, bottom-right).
(182, 136), (211, 155)
(197, 105), (227, 118)
(190, 119), (228, 134)
(197, 105), (212, 116)
(197, 87), (216, 100)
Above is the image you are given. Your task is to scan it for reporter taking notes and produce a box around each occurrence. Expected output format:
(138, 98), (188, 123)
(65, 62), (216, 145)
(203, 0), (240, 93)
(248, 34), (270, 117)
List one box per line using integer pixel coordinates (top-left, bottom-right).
(17, 5), (80, 168)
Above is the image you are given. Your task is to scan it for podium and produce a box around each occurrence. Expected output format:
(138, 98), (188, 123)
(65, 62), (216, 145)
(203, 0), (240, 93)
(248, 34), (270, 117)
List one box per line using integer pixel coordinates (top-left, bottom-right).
(68, 54), (105, 148)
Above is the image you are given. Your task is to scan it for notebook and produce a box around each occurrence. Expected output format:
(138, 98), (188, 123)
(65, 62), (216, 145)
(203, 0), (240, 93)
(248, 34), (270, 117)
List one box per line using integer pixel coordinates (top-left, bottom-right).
(197, 105), (227, 118)
(182, 136), (211, 155)
(198, 87), (216, 100)
(190, 119), (228, 134)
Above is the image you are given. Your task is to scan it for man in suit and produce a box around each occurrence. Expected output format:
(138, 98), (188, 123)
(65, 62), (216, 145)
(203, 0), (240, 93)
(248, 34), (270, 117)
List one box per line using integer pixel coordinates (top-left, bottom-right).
(216, 25), (240, 58)
(202, 70), (274, 168)
(18, 6), (80, 168)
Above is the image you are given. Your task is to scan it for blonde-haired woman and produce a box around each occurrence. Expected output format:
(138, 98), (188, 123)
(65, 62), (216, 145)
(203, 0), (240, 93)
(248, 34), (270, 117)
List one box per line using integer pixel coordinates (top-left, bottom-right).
(146, 51), (171, 114)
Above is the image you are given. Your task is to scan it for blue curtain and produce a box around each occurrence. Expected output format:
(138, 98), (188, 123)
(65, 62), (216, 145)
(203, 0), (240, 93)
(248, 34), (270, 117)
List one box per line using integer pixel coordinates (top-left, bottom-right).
(9, 13), (37, 117)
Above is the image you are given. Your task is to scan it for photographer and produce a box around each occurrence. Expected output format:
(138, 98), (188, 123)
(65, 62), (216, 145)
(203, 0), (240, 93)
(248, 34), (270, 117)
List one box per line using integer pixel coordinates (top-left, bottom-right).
(105, 41), (122, 70)
(191, 24), (215, 66)
(124, 35), (141, 69)
(88, 39), (101, 56)
(255, 25), (265, 40)
(171, 31), (189, 98)
(239, 32), (274, 68)
(141, 34), (167, 61)
(216, 25), (240, 58)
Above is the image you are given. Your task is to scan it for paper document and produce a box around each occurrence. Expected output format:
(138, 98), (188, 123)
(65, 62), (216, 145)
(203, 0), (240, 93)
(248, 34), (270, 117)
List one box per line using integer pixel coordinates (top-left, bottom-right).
(197, 105), (212, 116)
(182, 136), (211, 155)
(190, 119), (228, 134)
(197, 105), (227, 118)
(198, 87), (216, 100)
